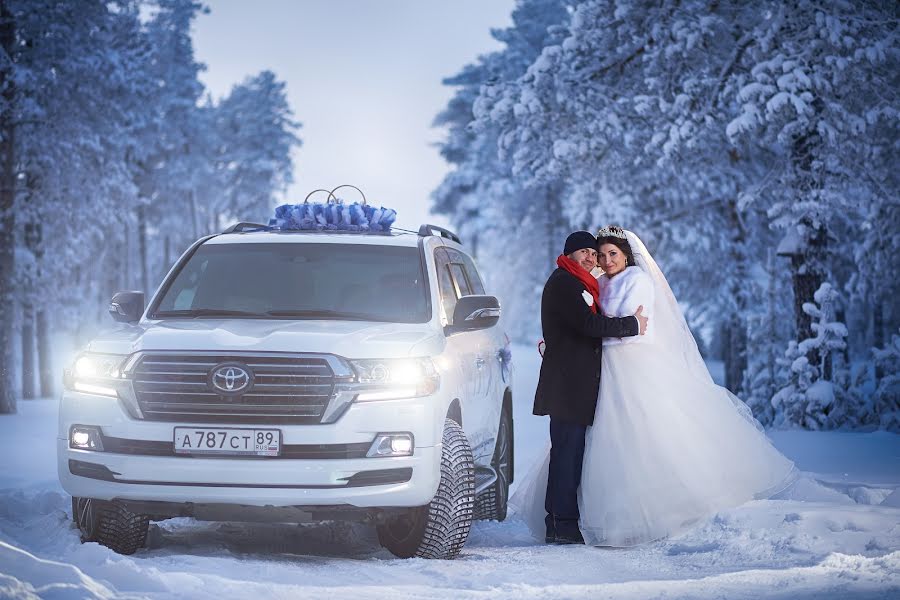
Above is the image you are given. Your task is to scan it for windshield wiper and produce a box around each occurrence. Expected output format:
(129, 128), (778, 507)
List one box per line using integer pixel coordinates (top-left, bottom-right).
(154, 309), (267, 318)
(264, 309), (391, 322)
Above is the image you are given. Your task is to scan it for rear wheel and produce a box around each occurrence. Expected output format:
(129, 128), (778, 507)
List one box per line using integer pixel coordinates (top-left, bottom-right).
(72, 497), (149, 555)
(475, 402), (513, 521)
(377, 419), (475, 559)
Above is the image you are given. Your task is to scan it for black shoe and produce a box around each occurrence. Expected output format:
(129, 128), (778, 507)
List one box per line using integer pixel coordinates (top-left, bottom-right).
(547, 531), (585, 545)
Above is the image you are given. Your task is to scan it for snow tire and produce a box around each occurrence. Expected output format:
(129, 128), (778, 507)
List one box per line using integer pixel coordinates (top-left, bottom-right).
(376, 418), (475, 559)
(474, 403), (513, 521)
(72, 497), (149, 555)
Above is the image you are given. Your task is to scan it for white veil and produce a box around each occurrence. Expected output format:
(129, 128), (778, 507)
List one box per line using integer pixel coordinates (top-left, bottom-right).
(624, 230), (764, 432)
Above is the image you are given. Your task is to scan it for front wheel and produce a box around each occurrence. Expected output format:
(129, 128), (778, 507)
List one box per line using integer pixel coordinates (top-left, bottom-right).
(72, 497), (149, 555)
(377, 419), (475, 559)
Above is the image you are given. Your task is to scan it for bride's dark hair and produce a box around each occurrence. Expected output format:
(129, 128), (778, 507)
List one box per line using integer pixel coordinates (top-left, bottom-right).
(596, 225), (636, 266)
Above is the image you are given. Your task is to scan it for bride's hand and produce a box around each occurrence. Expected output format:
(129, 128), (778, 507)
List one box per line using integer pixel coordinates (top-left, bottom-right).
(634, 305), (648, 335)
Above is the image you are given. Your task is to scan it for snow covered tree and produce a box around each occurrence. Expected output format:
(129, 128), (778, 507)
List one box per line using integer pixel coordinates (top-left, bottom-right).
(211, 70), (300, 225)
(0, 0), (156, 411)
(771, 340), (818, 429)
(132, 0), (208, 293)
(434, 0), (896, 427)
(0, 1), (303, 411)
(726, 0), (899, 362)
(772, 282), (853, 429)
(742, 250), (794, 425)
(0, 0), (15, 412)
(433, 0), (570, 342)
(869, 331), (899, 431)
(473, 0), (785, 383)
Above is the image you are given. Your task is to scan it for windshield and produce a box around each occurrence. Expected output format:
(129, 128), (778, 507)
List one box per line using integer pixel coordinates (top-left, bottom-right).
(151, 242), (430, 323)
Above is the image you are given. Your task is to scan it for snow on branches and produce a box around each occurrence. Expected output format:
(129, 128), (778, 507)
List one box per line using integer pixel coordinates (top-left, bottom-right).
(433, 0), (898, 430)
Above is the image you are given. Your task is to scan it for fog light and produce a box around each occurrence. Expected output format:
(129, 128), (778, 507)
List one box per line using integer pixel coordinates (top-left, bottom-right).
(69, 426), (104, 451)
(367, 433), (414, 457)
(391, 437), (413, 454)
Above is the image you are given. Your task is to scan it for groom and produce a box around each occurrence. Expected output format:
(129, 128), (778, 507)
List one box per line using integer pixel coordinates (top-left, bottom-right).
(534, 230), (647, 544)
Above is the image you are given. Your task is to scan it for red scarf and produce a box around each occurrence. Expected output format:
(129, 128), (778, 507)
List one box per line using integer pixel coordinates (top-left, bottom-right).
(557, 254), (600, 314)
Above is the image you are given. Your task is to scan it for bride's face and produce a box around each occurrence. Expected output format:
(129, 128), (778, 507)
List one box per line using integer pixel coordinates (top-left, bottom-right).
(598, 243), (627, 277)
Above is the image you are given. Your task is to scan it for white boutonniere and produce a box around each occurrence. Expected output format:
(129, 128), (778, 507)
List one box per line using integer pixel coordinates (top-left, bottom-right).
(582, 290), (594, 307)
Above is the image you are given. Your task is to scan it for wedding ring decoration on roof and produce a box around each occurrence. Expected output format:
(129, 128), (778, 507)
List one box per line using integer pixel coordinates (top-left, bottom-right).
(268, 184), (397, 232)
(597, 225), (628, 239)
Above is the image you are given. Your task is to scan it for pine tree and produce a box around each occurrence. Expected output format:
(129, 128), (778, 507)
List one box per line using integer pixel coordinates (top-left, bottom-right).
(433, 0), (570, 342)
(0, 0), (153, 411)
(213, 71), (301, 223)
(726, 0), (898, 362)
(0, 0), (16, 412)
(870, 331), (900, 431)
(773, 282), (852, 429)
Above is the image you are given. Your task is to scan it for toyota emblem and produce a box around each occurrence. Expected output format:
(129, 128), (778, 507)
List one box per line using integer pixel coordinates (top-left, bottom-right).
(210, 363), (252, 394)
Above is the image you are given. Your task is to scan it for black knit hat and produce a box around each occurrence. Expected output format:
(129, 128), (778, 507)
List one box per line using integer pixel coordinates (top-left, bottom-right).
(563, 231), (597, 255)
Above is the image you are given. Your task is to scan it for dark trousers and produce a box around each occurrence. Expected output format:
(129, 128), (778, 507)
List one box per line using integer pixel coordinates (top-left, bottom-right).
(545, 417), (587, 538)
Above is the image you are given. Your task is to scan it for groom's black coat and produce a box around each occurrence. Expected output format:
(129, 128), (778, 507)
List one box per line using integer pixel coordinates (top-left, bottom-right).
(533, 268), (639, 426)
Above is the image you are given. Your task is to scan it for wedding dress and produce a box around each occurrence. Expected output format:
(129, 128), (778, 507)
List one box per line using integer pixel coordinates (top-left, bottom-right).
(511, 231), (797, 546)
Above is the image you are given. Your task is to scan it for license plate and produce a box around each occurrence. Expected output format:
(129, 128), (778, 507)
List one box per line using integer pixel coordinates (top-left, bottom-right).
(174, 427), (281, 456)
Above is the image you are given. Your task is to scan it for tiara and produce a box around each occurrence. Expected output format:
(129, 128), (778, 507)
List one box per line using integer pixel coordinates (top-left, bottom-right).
(597, 225), (627, 239)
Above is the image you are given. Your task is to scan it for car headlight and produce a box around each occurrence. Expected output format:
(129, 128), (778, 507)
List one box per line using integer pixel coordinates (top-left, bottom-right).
(350, 358), (439, 401)
(64, 353), (128, 397)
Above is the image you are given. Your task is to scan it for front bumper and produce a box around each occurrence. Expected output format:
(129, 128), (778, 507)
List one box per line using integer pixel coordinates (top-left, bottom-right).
(57, 389), (444, 508)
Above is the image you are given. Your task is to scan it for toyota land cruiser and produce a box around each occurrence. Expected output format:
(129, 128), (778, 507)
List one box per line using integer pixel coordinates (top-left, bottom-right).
(58, 219), (513, 559)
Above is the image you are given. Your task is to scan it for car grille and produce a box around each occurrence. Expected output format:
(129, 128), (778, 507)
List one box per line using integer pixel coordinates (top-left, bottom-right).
(131, 353), (336, 424)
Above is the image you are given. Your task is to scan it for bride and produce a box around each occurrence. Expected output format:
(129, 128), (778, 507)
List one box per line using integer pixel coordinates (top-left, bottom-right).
(513, 226), (797, 547)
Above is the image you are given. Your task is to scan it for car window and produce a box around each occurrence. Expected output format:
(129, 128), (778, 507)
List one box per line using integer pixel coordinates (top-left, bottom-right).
(434, 248), (458, 325)
(443, 248), (485, 295)
(434, 247), (487, 326)
(153, 243), (430, 323)
(450, 263), (472, 298)
(458, 253), (486, 295)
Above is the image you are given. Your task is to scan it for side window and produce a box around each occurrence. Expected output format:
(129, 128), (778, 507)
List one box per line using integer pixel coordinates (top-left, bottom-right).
(434, 248), (458, 325)
(457, 252), (486, 295)
(444, 248), (485, 295)
(434, 247), (486, 326)
(450, 263), (472, 298)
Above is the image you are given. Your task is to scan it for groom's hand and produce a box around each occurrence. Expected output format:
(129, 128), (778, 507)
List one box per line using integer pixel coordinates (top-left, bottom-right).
(634, 305), (648, 335)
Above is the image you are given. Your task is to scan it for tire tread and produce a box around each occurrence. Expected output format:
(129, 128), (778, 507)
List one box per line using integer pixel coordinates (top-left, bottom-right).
(377, 419), (475, 559)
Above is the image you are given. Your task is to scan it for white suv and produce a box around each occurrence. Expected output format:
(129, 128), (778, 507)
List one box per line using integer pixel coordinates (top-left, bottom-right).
(58, 223), (513, 559)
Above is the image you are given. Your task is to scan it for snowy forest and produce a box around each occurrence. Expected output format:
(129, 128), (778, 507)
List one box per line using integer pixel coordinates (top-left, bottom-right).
(433, 0), (899, 431)
(0, 0), (300, 414)
(0, 0), (897, 434)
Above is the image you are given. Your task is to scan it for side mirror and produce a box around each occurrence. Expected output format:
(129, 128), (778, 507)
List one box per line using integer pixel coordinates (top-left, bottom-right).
(450, 295), (501, 332)
(108, 291), (145, 323)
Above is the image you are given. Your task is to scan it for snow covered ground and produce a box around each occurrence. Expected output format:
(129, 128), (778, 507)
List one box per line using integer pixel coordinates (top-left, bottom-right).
(1, 345), (898, 599)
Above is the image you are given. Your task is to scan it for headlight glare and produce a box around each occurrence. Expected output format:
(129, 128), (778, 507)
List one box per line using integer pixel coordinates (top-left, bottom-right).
(66, 353), (127, 398)
(74, 354), (124, 379)
(351, 358), (439, 401)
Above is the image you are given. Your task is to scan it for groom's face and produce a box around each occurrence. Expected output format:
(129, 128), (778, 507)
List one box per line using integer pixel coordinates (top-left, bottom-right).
(568, 247), (597, 272)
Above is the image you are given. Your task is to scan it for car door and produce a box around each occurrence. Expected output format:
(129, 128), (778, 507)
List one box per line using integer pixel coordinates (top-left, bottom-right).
(436, 247), (499, 464)
(434, 247), (486, 456)
(454, 250), (506, 460)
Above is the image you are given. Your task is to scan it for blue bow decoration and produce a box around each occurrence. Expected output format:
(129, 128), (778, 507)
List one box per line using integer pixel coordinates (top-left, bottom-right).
(269, 201), (397, 232)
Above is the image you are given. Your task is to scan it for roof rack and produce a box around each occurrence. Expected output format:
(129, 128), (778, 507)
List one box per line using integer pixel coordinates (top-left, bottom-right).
(222, 222), (271, 234)
(418, 224), (461, 244)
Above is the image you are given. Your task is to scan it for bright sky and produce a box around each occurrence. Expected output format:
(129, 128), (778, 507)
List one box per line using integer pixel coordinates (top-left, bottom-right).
(192, 0), (515, 231)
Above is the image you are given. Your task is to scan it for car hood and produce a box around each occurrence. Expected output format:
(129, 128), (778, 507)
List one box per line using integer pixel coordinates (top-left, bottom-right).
(86, 319), (444, 359)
